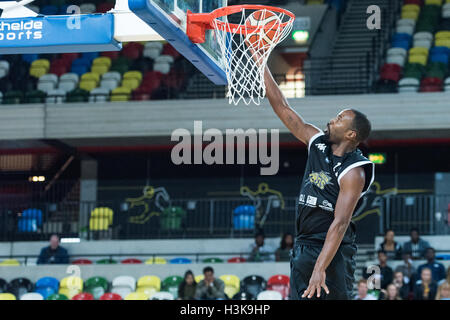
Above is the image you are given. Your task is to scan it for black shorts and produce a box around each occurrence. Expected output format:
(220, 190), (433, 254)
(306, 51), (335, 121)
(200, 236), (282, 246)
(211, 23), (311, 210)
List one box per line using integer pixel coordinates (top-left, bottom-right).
(289, 242), (357, 300)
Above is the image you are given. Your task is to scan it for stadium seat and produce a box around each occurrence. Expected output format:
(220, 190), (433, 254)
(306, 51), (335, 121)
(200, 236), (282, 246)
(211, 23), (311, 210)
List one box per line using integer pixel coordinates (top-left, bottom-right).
(84, 277), (109, 299)
(386, 54), (406, 67)
(122, 42), (144, 60)
(153, 55), (174, 74)
(46, 89), (66, 104)
(409, 54), (428, 65)
(242, 275), (267, 298)
(100, 78), (120, 91)
(8, 278), (33, 299)
(100, 293), (122, 300)
(0, 278), (7, 293)
(145, 257), (167, 264)
(202, 257), (224, 263)
(413, 39), (433, 49)
(97, 2), (115, 13)
(161, 276), (183, 299)
(102, 71), (122, 82)
(402, 10), (420, 20)
(96, 259), (118, 264)
(93, 57), (112, 68)
(232, 291), (255, 300)
(25, 90), (47, 104)
(112, 276), (136, 299)
(257, 290), (283, 300)
(110, 87), (132, 101)
(144, 42), (163, 59)
(137, 276), (161, 298)
(124, 292), (148, 300)
(0, 293), (16, 300)
(397, 18), (416, 28)
(160, 206), (186, 231)
(35, 277), (59, 299)
(227, 257), (247, 263)
(89, 217), (109, 230)
(387, 47), (408, 58)
(169, 257), (192, 264)
(29, 66), (47, 78)
(267, 275), (290, 299)
(89, 88), (110, 103)
(91, 64), (109, 76)
(71, 259), (93, 265)
(425, 0), (443, 5)
(46, 293), (69, 300)
(122, 78), (140, 90)
(0, 259), (20, 266)
(402, 4), (421, 13)
(2, 91), (23, 104)
(396, 25), (415, 35)
(220, 275), (240, 299)
(72, 293), (94, 300)
(20, 292), (44, 300)
(59, 276), (83, 299)
(121, 258), (142, 264)
(399, 77), (421, 93)
(151, 292), (174, 300)
(421, 76), (444, 91)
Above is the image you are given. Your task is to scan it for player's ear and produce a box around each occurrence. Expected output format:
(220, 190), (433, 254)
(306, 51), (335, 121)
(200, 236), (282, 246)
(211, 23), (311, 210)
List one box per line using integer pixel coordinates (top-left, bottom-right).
(346, 129), (357, 142)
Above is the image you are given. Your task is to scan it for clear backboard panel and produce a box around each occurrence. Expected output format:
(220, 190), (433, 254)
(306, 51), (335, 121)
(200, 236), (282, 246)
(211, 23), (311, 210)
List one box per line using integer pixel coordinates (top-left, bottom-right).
(129, 0), (227, 85)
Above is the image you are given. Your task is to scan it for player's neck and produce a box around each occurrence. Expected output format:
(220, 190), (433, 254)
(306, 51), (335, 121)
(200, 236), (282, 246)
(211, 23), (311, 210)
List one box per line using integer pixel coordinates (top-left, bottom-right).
(330, 142), (356, 157)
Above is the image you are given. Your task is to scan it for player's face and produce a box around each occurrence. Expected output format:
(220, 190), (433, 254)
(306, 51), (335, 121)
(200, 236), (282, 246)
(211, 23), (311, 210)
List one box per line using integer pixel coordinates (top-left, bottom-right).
(325, 110), (356, 143)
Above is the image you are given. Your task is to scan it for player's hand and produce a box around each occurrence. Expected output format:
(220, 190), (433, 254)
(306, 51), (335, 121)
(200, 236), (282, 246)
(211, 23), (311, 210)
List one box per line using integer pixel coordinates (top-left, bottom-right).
(302, 268), (329, 299)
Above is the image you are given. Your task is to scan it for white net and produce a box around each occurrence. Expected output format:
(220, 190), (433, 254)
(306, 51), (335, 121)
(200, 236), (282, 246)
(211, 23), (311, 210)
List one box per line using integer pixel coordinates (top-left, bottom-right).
(212, 8), (294, 105)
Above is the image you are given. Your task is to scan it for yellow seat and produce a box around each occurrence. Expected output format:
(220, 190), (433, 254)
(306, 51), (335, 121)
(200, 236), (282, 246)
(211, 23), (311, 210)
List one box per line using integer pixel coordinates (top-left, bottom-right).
(91, 207), (114, 225)
(435, 38), (450, 48)
(425, 0), (443, 5)
(91, 64), (109, 76)
(0, 293), (16, 300)
(122, 78), (140, 90)
(195, 275), (204, 283)
(137, 276), (161, 291)
(145, 257), (167, 264)
(30, 67), (47, 78)
(89, 217), (109, 231)
(402, 4), (420, 12)
(60, 276), (83, 290)
(136, 287), (158, 298)
(220, 275), (240, 299)
(0, 259), (20, 266)
(408, 54), (428, 65)
(401, 10), (419, 20)
(409, 47), (429, 58)
(435, 31), (450, 40)
(79, 80), (98, 92)
(31, 59), (50, 70)
(92, 57), (112, 68)
(110, 86), (131, 102)
(125, 292), (149, 300)
(81, 72), (100, 83)
(123, 71), (143, 82)
(58, 288), (80, 299)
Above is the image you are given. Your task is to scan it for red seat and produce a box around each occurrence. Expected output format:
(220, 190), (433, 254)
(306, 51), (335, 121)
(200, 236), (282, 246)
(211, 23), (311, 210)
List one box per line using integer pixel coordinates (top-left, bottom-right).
(380, 63), (401, 74)
(71, 259), (93, 265)
(97, 2), (115, 13)
(121, 42), (144, 60)
(132, 91), (151, 101)
(121, 258), (143, 264)
(100, 293), (122, 300)
(102, 51), (120, 60)
(404, 0), (422, 5)
(162, 43), (181, 59)
(49, 65), (67, 77)
(420, 77), (443, 92)
(227, 257), (246, 263)
(72, 293), (94, 300)
(61, 53), (80, 63)
(267, 275), (290, 299)
(161, 71), (185, 89)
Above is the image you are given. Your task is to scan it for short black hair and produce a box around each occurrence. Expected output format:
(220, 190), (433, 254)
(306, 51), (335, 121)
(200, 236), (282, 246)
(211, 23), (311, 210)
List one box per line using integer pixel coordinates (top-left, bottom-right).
(410, 228), (419, 234)
(255, 230), (265, 238)
(203, 266), (214, 274)
(378, 249), (387, 256)
(425, 247), (435, 253)
(350, 109), (371, 143)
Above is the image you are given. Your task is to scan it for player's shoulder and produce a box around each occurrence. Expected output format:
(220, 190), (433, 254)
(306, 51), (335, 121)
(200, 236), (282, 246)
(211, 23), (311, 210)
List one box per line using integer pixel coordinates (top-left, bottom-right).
(307, 128), (326, 153)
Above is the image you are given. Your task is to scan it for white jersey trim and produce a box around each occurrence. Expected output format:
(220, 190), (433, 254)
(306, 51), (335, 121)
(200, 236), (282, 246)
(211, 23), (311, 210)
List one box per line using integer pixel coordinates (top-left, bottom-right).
(337, 161), (375, 198)
(308, 129), (325, 153)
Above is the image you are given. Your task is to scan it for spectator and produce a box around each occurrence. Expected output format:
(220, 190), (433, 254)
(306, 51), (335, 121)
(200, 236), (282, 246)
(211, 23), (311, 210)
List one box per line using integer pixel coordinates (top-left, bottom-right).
(417, 247), (446, 283)
(37, 234), (69, 264)
(380, 283), (402, 300)
(248, 231), (274, 262)
(275, 232), (293, 262)
(195, 266), (226, 300)
(353, 279), (377, 300)
(436, 282), (450, 300)
(413, 268), (437, 300)
(363, 250), (393, 290)
(394, 251), (416, 286)
(392, 271), (411, 300)
(378, 229), (402, 260)
(403, 228), (430, 260)
(178, 270), (197, 300)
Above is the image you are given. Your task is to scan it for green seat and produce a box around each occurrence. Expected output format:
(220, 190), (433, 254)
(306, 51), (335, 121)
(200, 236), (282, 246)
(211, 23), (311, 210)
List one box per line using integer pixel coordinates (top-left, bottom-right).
(202, 257), (224, 263)
(3, 90), (23, 104)
(46, 293), (69, 300)
(110, 64), (129, 75)
(96, 258), (117, 264)
(66, 88), (89, 103)
(25, 90), (46, 103)
(160, 207), (186, 231)
(84, 277), (109, 299)
(162, 276), (183, 299)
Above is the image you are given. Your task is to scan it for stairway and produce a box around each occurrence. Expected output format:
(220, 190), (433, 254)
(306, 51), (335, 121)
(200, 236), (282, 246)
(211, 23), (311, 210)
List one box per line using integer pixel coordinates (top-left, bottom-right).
(353, 243), (375, 295)
(309, 0), (400, 95)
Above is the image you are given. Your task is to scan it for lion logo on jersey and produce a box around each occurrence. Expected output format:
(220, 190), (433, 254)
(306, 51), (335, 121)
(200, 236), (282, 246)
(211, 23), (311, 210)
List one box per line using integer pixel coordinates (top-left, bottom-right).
(306, 171), (333, 190)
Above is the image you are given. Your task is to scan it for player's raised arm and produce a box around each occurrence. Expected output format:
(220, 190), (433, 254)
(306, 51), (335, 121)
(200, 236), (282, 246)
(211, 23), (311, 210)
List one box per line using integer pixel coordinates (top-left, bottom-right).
(264, 66), (320, 146)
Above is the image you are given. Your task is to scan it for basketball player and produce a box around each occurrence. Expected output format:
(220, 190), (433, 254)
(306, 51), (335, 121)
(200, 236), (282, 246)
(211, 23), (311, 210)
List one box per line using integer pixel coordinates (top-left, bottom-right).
(264, 66), (375, 300)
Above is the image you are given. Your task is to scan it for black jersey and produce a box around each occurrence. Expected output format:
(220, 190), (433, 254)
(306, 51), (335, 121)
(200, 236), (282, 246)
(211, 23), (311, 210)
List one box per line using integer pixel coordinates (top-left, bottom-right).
(296, 131), (375, 246)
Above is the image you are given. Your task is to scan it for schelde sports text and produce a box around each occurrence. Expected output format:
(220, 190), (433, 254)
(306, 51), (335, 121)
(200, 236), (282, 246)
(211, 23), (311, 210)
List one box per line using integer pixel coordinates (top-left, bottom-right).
(0, 20), (43, 41)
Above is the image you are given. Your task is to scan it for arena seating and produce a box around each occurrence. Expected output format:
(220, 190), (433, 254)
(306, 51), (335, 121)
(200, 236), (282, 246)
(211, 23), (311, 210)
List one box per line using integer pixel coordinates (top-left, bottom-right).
(378, 0), (450, 93)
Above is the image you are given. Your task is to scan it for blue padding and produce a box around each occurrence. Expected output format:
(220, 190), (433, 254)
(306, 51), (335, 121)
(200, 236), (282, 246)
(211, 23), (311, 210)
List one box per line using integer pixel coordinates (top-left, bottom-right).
(430, 53), (449, 64)
(129, 0), (227, 85)
(0, 14), (121, 54)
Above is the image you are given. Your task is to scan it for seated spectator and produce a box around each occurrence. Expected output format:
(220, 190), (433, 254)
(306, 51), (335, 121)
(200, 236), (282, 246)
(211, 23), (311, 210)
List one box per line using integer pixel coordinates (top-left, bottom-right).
(178, 270), (197, 300)
(442, 266), (450, 286)
(363, 250), (393, 290)
(37, 234), (69, 264)
(378, 229), (402, 260)
(195, 266), (226, 300)
(436, 282), (450, 300)
(380, 283), (402, 300)
(248, 231), (274, 262)
(417, 247), (446, 283)
(392, 271), (411, 300)
(402, 228), (430, 260)
(413, 268), (437, 300)
(275, 232), (293, 262)
(394, 251), (416, 287)
(353, 279), (377, 300)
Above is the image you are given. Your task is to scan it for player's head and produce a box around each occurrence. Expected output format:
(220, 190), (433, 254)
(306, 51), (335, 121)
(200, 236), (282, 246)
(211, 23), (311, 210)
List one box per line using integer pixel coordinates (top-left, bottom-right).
(325, 109), (371, 145)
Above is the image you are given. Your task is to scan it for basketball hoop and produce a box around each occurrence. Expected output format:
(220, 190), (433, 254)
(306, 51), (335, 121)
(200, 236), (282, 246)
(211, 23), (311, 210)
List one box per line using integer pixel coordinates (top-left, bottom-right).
(187, 5), (295, 105)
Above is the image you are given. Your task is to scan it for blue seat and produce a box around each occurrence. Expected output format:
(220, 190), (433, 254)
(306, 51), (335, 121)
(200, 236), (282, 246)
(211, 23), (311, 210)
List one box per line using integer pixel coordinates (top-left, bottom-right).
(169, 257), (192, 264)
(233, 205), (255, 230)
(35, 277), (59, 299)
(82, 52), (100, 62)
(431, 46), (450, 56)
(35, 287), (57, 299)
(71, 65), (89, 76)
(430, 53), (449, 65)
(392, 33), (412, 42)
(391, 40), (410, 51)
(71, 57), (91, 67)
(436, 254), (450, 260)
(41, 5), (58, 15)
(22, 54), (39, 64)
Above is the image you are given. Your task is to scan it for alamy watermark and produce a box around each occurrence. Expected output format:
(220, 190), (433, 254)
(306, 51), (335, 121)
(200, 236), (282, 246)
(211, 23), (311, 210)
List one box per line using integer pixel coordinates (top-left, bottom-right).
(170, 121), (280, 176)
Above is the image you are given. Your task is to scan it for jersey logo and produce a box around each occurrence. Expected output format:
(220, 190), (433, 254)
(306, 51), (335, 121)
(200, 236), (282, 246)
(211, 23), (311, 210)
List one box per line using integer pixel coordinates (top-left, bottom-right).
(306, 171), (333, 190)
(333, 162), (342, 177)
(315, 143), (327, 153)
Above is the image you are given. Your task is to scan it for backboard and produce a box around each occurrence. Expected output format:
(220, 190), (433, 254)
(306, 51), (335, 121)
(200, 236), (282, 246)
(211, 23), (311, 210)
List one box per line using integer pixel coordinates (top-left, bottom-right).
(129, 0), (227, 85)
